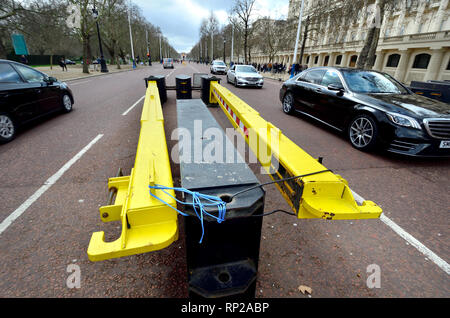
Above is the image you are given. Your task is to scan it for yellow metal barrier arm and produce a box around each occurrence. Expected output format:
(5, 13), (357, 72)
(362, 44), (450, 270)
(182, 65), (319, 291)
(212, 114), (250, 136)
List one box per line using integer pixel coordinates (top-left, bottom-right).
(88, 81), (178, 261)
(210, 81), (382, 220)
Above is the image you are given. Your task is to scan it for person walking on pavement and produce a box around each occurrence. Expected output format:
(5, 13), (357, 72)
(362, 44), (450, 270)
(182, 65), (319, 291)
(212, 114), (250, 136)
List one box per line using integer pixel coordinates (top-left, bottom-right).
(59, 58), (68, 72)
(20, 55), (28, 65)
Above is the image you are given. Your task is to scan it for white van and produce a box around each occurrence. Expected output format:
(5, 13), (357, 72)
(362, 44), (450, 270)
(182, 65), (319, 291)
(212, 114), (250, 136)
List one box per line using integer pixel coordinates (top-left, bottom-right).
(163, 58), (174, 69)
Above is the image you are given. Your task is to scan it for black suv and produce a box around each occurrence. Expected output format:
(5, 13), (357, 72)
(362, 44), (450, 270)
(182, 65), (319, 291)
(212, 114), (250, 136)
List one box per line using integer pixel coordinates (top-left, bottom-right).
(0, 59), (74, 143)
(280, 67), (450, 157)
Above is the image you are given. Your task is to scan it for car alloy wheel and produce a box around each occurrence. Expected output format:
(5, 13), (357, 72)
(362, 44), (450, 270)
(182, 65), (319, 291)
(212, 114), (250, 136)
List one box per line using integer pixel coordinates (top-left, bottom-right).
(0, 114), (16, 143)
(62, 94), (73, 112)
(282, 93), (294, 114)
(348, 115), (378, 150)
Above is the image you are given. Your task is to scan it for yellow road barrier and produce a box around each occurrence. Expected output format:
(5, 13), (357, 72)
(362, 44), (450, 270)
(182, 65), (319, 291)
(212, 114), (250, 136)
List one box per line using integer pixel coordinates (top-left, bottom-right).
(210, 81), (382, 220)
(88, 81), (178, 261)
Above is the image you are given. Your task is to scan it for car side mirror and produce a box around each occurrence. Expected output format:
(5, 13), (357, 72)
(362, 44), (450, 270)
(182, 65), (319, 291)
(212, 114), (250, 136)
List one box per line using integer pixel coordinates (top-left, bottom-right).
(328, 84), (344, 95)
(45, 76), (57, 84)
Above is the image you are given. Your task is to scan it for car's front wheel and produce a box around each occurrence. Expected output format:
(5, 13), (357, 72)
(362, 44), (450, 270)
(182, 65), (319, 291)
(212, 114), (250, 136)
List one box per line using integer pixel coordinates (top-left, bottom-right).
(0, 113), (17, 144)
(348, 114), (378, 151)
(62, 94), (73, 113)
(282, 92), (295, 114)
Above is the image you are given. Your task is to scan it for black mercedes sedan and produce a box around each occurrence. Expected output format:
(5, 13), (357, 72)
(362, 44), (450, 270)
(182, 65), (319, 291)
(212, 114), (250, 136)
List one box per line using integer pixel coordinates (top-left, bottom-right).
(279, 67), (450, 157)
(0, 59), (74, 144)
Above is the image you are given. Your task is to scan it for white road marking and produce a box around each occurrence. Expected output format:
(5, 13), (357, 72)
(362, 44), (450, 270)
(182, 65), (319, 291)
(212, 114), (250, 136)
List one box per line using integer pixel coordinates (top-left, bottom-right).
(0, 134), (104, 236)
(351, 190), (450, 275)
(166, 69), (176, 78)
(122, 95), (145, 116)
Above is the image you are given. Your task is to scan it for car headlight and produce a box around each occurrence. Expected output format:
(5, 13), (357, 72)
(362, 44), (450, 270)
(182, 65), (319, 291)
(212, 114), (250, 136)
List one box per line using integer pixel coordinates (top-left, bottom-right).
(386, 112), (421, 129)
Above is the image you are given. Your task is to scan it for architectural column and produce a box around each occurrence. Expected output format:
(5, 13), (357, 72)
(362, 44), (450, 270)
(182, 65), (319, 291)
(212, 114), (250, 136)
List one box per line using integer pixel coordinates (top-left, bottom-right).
(432, 0), (449, 32)
(424, 48), (446, 82)
(341, 53), (350, 67)
(413, 0), (427, 34)
(395, 0), (407, 35)
(329, 53), (335, 67)
(373, 51), (385, 71)
(308, 54), (314, 68)
(394, 49), (411, 83)
(318, 54), (325, 66)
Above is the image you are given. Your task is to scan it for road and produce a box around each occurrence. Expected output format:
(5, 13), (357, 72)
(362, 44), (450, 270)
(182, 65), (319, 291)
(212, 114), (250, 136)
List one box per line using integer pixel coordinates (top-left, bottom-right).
(0, 62), (448, 298)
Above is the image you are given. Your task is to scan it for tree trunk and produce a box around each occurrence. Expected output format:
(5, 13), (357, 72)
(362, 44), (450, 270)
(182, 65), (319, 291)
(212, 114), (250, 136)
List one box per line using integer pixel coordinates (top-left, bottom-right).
(299, 17), (310, 65)
(357, 0), (386, 69)
(82, 36), (90, 74)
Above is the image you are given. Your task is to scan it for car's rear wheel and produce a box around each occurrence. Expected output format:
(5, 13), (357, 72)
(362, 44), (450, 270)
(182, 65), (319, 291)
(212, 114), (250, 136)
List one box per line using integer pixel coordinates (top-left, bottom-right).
(348, 114), (378, 151)
(282, 92), (295, 114)
(62, 94), (73, 113)
(0, 113), (16, 144)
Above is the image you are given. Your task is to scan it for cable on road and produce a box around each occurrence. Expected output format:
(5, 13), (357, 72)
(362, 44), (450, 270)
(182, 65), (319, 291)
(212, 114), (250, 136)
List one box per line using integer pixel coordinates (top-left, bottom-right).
(148, 169), (332, 242)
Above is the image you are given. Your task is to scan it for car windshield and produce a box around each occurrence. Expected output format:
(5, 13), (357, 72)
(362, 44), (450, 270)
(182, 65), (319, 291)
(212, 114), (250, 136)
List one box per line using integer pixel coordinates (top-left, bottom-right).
(236, 66), (257, 73)
(341, 70), (408, 94)
(214, 61), (225, 66)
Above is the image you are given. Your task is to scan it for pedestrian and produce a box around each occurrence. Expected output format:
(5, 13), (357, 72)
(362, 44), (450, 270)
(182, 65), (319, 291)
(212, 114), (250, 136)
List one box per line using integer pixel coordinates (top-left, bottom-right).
(59, 58), (67, 72)
(20, 55), (28, 65)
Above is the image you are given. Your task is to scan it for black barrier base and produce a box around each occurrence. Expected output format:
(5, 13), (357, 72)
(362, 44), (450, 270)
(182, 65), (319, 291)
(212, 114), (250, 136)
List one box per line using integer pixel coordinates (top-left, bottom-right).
(201, 76), (221, 106)
(145, 75), (167, 104)
(177, 99), (264, 299)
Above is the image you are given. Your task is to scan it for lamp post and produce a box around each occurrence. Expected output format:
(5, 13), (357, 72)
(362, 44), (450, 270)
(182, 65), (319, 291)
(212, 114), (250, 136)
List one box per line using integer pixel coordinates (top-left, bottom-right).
(291, 0), (305, 78)
(92, 3), (108, 73)
(223, 40), (226, 63)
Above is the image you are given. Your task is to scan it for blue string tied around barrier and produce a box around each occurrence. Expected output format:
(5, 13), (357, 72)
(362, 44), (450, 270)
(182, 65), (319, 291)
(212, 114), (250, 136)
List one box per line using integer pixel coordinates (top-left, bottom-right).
(148, 185), (227, 243)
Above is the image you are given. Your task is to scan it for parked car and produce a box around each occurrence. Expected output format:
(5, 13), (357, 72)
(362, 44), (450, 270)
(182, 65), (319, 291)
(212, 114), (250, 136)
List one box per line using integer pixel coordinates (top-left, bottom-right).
(227, 65), (264, 88)
(0, 59), (74, 144)
(64, 59), (76, 65)
(163, 58), (174, 69)
(279, 67), (450, 157)
(210, 60), (227, 74)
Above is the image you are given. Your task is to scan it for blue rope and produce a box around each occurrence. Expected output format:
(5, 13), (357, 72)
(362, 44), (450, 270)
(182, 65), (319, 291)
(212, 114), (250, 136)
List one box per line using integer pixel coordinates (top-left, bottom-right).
(148, 184), (227, 243)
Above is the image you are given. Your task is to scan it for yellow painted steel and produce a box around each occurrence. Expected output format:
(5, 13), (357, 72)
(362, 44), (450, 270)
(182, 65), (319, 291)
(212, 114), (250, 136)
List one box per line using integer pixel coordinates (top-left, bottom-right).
(88, 81), (178, 261)
(210, 81), (382, 220)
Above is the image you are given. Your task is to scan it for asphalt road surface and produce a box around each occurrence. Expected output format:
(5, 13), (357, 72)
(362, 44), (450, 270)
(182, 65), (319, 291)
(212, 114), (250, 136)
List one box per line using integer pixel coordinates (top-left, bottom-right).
(0, 62), (448, 298)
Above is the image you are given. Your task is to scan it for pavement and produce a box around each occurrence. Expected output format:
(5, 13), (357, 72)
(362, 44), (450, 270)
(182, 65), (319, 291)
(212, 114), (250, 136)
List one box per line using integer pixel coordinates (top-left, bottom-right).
(0, 61), (449, 298)
(34, 64), (136, 82)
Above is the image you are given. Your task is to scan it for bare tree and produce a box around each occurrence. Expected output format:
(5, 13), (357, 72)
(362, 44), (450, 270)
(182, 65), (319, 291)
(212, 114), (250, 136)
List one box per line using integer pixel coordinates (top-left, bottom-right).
(231, 0), (256, 64)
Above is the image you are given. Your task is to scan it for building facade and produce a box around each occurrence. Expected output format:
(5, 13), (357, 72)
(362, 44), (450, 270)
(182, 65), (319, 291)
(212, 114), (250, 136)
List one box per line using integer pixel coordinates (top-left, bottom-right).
(253, 0), (450, 83)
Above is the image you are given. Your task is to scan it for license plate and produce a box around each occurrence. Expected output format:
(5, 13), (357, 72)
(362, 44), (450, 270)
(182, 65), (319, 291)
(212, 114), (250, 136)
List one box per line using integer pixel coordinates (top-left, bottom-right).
(440, 140), (450, 148)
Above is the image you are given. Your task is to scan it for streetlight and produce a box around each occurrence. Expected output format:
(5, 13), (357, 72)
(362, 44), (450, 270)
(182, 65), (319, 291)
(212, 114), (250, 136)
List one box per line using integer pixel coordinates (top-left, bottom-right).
(92, 3), (108, 73)
(223, 40), (226, 63)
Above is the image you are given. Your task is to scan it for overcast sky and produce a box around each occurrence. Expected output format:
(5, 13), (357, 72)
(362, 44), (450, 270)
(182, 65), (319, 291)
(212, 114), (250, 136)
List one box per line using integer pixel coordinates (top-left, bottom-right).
(133, 0), (289, 53)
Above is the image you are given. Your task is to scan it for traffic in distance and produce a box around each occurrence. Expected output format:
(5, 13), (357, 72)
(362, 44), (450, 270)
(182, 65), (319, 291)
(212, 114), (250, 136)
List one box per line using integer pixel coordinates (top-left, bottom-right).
(1, 57), (449, 158)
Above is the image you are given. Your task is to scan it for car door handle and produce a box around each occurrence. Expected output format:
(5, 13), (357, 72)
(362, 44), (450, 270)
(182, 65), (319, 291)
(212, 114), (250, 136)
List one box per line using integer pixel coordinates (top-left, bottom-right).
(315, 88), (322, 93)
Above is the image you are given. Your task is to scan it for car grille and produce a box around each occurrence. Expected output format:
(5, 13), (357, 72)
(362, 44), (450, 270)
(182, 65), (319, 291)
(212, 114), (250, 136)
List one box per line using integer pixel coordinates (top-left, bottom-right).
(245, 77), (260, 81)
(424, 119), (450, 139)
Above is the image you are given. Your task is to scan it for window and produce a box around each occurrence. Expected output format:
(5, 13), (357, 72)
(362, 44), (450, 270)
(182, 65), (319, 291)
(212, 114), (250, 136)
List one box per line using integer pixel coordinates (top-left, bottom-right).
(236, 65), (257, 73)
(324, 56), (329, 66)
(412, 53), (431, 69)
(306, 56), (310, 64)
(0, 63), (22, 83)
(341, 70), (408, 94)
(14, 64), (45, 83)
(349, 55), (358, 67)
(386, 54), (401, 68)
(321, 70), (344, 88)
(314, 56), (319, 64)
(335, 55), (342, 65)
(447, 58), (450, 70)
(303, 69), (327, 84)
